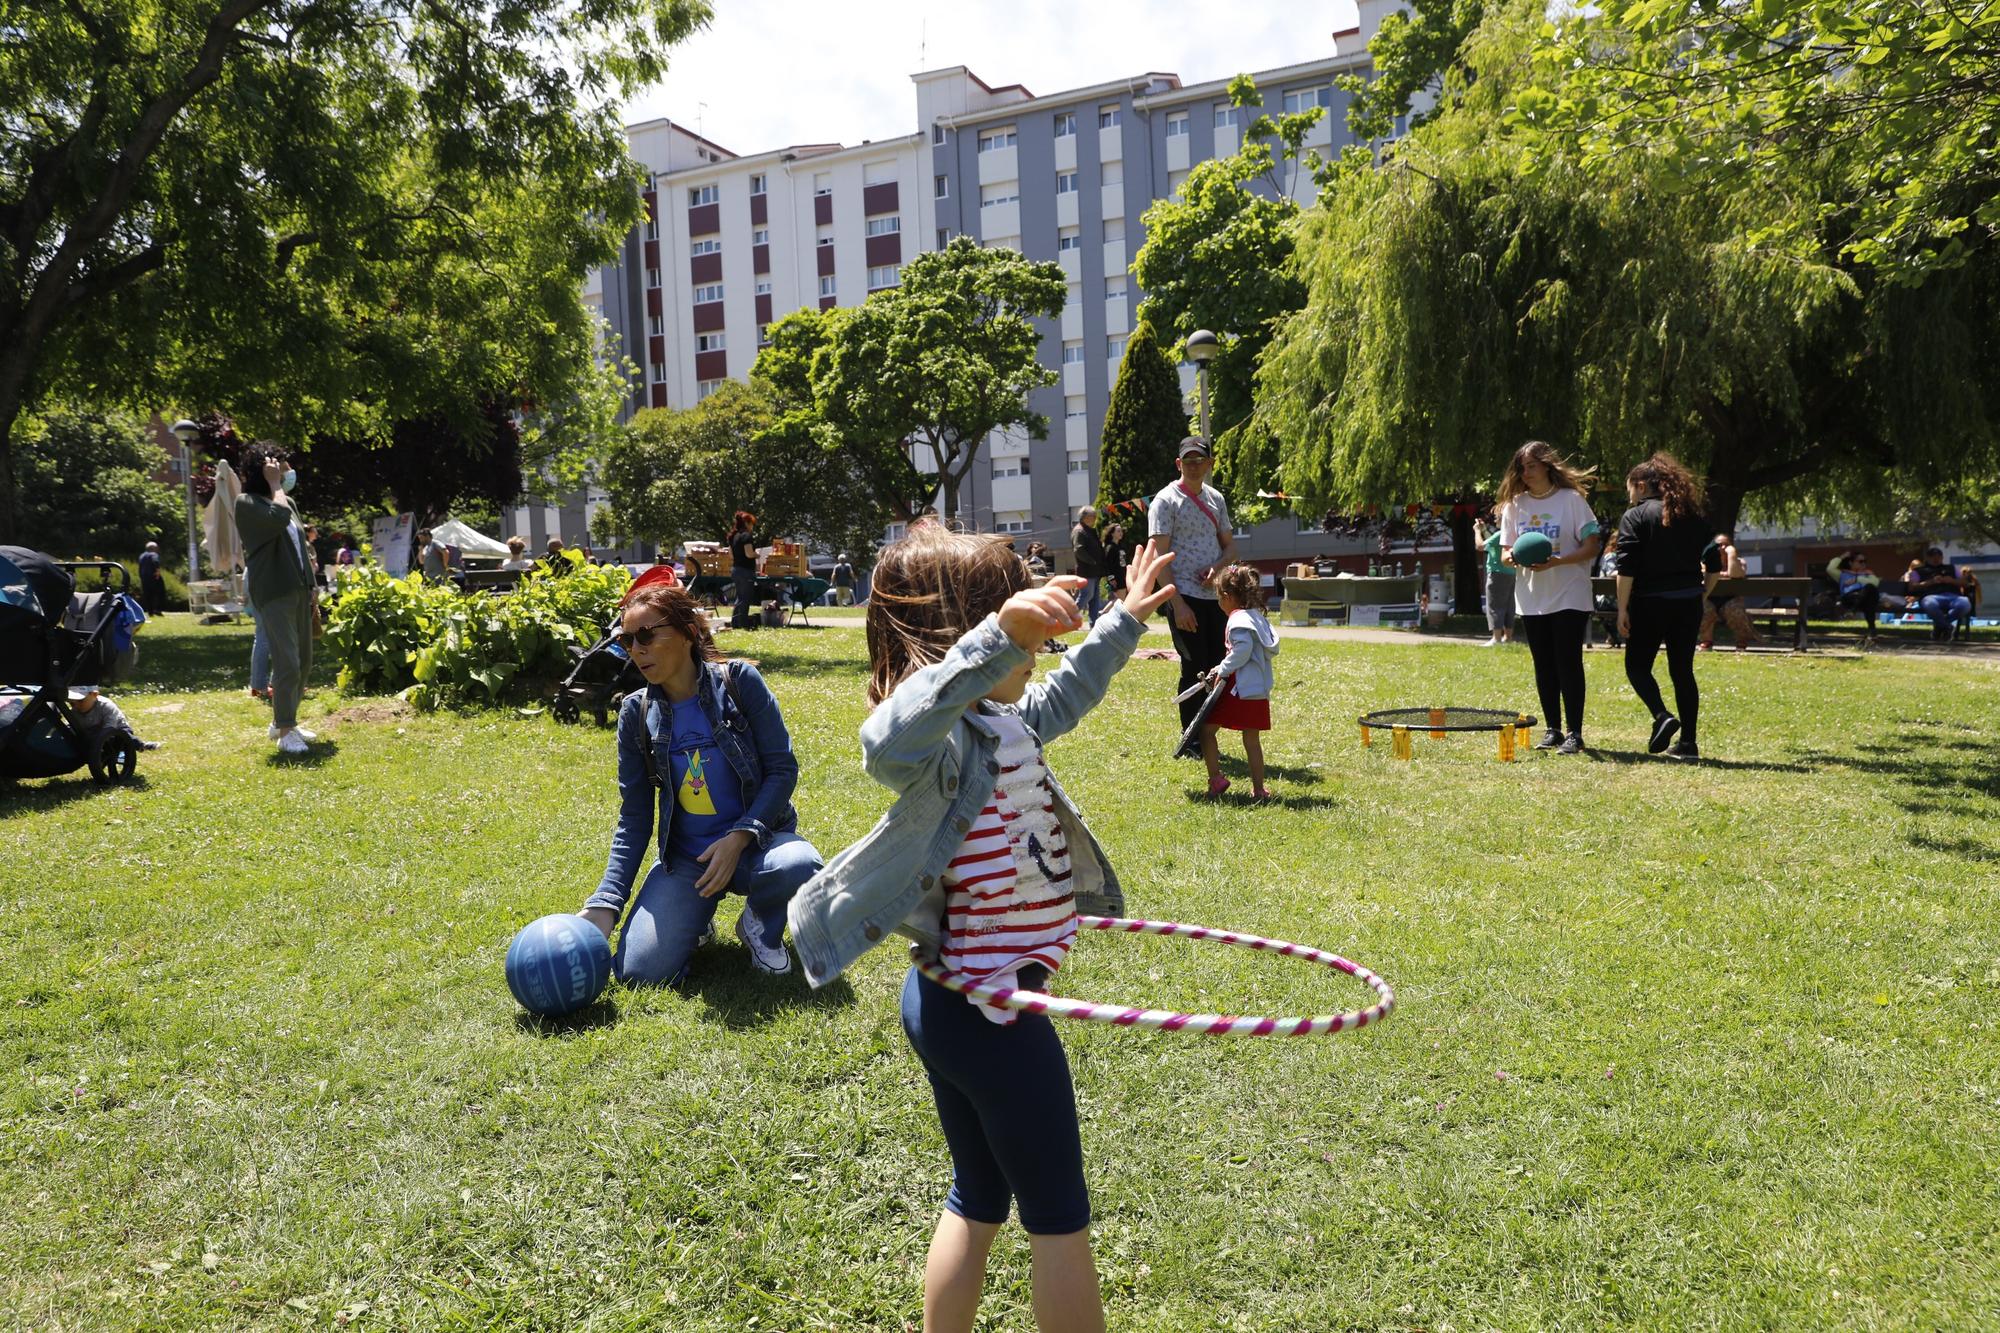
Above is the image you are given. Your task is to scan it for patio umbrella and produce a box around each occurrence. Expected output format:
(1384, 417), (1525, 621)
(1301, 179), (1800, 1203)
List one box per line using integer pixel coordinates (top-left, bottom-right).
(202, 460), (243, 574)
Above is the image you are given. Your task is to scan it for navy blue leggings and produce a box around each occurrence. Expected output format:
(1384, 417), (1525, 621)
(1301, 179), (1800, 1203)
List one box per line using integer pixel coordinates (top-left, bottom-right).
(900, 966), (1091, 1235)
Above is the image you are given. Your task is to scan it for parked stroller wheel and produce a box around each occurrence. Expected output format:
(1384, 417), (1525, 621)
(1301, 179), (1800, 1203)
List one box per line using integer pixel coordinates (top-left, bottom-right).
(598, 690), (627, 728)
(90, 731), (138, 785)
(552, 697), (581, 725)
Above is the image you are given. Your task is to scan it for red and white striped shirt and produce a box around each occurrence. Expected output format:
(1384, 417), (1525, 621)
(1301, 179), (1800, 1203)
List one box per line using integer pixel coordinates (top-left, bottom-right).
(940, 713), (1075, 1024)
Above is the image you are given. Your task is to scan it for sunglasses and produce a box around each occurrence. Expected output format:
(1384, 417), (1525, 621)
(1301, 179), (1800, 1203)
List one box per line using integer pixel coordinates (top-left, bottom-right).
(615, 620), (675, 650)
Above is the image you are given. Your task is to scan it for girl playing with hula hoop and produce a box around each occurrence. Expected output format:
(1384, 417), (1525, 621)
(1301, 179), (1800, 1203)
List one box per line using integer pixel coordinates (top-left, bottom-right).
(787, 524), (1180, 1333)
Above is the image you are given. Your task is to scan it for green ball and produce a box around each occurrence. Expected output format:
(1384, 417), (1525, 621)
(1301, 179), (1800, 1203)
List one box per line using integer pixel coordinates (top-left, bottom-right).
(1511, 531), (1554, 566)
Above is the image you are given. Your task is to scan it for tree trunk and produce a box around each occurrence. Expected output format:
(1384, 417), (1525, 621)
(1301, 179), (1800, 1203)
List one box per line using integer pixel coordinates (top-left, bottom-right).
(0, 389), (21, 545)
(1450, 507), (1479, 616)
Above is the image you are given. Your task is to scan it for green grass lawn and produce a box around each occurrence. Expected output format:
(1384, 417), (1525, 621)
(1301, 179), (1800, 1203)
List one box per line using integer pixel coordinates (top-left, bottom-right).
(5, 615), (1998, 1329)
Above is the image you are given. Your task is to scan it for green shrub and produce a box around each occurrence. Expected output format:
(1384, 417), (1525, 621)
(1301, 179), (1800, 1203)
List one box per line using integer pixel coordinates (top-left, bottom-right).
(323, 563), (629, 708)
(70, 560), (191, 612)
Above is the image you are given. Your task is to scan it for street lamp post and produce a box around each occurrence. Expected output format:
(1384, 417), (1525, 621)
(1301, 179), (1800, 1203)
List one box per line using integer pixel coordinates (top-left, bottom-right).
(1186, 329), (1219, 446)
(171, 418), (200, 583)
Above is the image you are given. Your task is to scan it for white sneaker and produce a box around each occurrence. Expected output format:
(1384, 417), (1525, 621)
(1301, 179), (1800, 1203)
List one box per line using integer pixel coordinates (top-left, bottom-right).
(276, 730), (312, 755)
(1480, 637), (1500, 647)
(268, 724), (317, 742)
(735, 905), (793, 975)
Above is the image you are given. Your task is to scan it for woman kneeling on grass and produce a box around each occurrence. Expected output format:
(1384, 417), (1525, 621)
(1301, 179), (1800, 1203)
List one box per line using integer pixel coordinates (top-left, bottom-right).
(578, 582), (822, 983)
(786, 525), (1180, 1333)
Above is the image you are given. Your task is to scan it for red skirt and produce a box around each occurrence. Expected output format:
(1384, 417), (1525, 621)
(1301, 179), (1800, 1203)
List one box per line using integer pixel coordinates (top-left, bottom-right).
(1207, 676), (1270, 732)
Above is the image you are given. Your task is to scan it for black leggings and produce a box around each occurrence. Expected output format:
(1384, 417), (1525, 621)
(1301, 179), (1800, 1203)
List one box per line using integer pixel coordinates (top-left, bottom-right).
(1170, 595), (1229, 731)
(1839, 583), (1881, 633)
(1520, 609), (1590, 735)
(1624, 595), (1701, 746)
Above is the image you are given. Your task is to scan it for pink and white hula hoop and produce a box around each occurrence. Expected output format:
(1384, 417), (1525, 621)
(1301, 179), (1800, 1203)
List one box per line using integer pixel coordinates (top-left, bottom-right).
(912, 915), (1394, 1036)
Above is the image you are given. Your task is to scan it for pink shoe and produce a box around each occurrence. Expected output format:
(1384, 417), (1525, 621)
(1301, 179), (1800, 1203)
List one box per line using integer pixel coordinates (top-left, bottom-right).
(1251, 787), (1274, 802)
(1206, 777), (1231, 798)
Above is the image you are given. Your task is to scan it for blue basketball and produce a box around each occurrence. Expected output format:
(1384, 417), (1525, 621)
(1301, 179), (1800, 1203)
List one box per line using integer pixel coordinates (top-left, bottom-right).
(505, 914), (612, 1016)
(1511, 530), (1554, 567)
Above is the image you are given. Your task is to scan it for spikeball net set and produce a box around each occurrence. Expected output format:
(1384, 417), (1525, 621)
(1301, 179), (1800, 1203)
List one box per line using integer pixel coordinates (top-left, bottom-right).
(913, 916), (1395, 1037)
(1358, 707), (1539, 762)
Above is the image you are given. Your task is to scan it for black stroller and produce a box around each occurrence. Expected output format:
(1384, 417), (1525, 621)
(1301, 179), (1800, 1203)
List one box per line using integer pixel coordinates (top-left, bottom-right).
(549, 617), (645, 727)
(1, 546), (144, 785)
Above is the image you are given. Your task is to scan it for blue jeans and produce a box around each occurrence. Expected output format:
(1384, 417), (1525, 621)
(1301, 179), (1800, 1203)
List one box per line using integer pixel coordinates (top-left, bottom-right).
(1076, 575), (1108, 623)
(608, 830), (822, 985)
(249, 603), (270, 691)
(1921, 593), (1972, 634)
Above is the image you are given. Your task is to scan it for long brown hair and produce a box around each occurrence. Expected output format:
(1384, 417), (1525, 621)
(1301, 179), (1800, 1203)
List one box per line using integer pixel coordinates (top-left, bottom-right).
(1496, 440), (1597, 508)
(865, 523), (1030, 705)
(622, 583), (724, 667)
(1626, 452), (1706, 527)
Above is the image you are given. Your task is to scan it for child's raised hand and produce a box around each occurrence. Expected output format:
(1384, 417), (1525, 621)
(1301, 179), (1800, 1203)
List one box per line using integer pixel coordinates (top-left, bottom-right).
(998, 577), (1086, 651)
(1121, 544), (1179, 619)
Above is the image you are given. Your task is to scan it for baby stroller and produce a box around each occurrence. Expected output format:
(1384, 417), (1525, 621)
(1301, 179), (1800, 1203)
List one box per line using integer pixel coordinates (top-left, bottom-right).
(549, 621), (645, 727)
(1, 547), (144, 785)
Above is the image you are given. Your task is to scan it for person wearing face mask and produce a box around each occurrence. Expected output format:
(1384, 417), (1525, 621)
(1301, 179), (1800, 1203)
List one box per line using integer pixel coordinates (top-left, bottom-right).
(576, 583), (823, 985)
(235, 447), (318, 754)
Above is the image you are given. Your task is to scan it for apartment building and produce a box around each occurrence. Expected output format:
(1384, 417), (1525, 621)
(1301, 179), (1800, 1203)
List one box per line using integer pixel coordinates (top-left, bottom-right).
(516, 4), (1397, 562)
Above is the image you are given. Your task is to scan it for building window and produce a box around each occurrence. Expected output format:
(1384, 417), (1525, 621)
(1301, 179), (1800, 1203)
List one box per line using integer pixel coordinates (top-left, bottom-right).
(817, 233), (836, 248)
(1166, 110), (1189, 138)
(646, 267), (661, 288)
(868, 264), (901, 289)
(981, 184), (1020, 208)
(1214, 103), (1240, 129)
(819, 275), (837, 297)
(1055, 171), (1078, 195)
(1061, 340), (1084, 365)
(688, 184), (718, 207)
(992, 457), (1030, 479)
(996, 512), (1032, 535)
(757, 323), (771, 346)
(932, 123), (947, 146)
(752, 227), (769, 245)
(1107, 335), (1127, 361)
(1057, 227), (1081, 252)
(650, 361), (667, 383)
(696, 332), (726, 352)
(749, 173), (766, 195)
(690, 238), (720, 256)
(1098, 104), (1122, 129)
(1054, 112), (1076, 138)
(1103, 217), (1127, 242)
(977, 127), (1018, 152)
(1283, 85), (1333, 115)
(935, 174), (949, 199)
(692, 282), (724, 303)
(1105, 275), (1127, 299)
(754, 278), (772, 296)
(866, 216), (902, 236)
(648, 314), (664, 337)
(936, 227), (949, 248)
(1068, 457), (1089, 474)
(645, 217), (659, 240)
(696, 378), (723, 400)
(1065, 396), (1086, 419)
(813, 172), (832, 197)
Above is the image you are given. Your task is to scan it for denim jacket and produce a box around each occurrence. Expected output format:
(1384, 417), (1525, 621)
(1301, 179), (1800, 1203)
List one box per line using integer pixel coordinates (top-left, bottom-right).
(786, 603), (1144, 987)
(585, 661), (799, 915)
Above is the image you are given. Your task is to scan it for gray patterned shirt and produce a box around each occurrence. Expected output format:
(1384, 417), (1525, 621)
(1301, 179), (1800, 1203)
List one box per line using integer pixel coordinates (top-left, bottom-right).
(1148, 481), (1230, 600)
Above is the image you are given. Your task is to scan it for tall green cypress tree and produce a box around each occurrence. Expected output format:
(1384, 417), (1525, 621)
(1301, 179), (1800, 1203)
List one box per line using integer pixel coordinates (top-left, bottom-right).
(1095, 319), (1188, 537)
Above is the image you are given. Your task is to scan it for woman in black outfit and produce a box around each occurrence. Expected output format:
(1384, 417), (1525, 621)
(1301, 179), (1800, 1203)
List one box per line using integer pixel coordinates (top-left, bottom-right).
(1613, 453), (1719, 760)
(728, 510), (759, 630)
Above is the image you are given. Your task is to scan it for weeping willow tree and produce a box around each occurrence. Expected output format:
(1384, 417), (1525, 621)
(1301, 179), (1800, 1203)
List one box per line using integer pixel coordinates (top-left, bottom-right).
(1255, 7), (2000, 560)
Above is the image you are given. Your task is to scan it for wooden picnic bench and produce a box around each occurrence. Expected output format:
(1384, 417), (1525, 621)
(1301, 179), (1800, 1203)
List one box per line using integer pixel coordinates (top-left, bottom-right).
(1590, 576), (1813, 652)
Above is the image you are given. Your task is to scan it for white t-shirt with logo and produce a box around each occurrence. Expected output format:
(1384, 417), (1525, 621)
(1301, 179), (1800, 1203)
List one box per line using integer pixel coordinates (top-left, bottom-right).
(1500, 487), (1601, 616)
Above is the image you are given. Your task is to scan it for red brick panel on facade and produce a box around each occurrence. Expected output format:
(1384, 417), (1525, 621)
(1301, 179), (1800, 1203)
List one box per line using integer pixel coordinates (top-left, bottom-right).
(646, 288), (663, 317)
(755, 293), (773, 324)
(752, 243), (770, 274)
(865, 234), (902, 267)
(692, 301), (725, 333)
(650, 383), (669, 408)
(816, 245), (837, 277)
(819, 295), (836, 311)
(690, 252), (722, 285)
(862, 182), (899, 216)
(814, 194), (833, 227)
(688, 202), (721, 236)
(750, 193), (768, 227)
(694, 350), (729, 382)
(649, 335), (666, 364)
(644, 239), (660, 269)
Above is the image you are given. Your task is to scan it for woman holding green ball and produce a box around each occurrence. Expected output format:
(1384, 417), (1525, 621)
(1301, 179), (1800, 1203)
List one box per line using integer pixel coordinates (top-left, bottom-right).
(1498, 441), (1603, 754)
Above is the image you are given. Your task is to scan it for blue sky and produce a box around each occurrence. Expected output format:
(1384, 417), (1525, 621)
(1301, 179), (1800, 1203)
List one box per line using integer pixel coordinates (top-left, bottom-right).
(627, 0), (1364, 153)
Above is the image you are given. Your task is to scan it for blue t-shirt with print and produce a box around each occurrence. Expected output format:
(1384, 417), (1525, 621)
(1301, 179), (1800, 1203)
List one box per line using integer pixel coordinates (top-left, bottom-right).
(664, 696), (746, 861)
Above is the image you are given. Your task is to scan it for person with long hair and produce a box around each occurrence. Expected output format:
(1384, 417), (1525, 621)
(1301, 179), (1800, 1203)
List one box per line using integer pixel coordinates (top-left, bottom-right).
(1614, 453), (1718, 760)
(234, 446), (317, 754)
(578, 581), (822, 982)
(1498, 441), (1604, 754)
(727, 510), (760, 630)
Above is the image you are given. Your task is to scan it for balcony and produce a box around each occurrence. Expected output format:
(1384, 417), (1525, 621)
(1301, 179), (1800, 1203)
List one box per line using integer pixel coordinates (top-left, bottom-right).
(1054, 135), (1077, 173)
(1099, 182), (1123, 221)
(1055, 191), (1080, 228)
(1065, 414), (1088, 451)
(977, 145), (1018, 185)
(1097, 125), (1122, 163)
(1167, 135), (1191, 173)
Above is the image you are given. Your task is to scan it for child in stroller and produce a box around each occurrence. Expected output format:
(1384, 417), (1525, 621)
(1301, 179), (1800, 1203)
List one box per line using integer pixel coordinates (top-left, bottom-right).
(1, 547), (155, 785)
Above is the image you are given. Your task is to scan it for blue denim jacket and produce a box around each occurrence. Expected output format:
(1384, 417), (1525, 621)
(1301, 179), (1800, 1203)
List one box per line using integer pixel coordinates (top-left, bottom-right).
(585, 661), (799, 915)
(786, 603), (1144, 987)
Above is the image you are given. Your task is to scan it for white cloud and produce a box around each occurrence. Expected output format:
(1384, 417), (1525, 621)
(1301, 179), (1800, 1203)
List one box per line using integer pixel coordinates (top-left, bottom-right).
(631, 0), (1362, 152)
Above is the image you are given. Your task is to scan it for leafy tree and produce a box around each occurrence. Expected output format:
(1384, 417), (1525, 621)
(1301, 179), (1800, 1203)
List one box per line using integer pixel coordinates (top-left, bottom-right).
(14, 406), (180, 558)
(1131, 75), (1333, 518)
(751, 306), (933, 525)
(0, 0), (710, 542)
(1338, 0), (1491, 142)
(807, 236), (1065, 524)
(595, 380), (887, 560)
(1528, 0), (2000, 281)
(1095, 320), (1187, 530)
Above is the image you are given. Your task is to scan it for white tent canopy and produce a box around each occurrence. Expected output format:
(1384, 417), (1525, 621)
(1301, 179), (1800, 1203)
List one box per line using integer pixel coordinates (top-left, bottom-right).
(430, 518), (510, 557)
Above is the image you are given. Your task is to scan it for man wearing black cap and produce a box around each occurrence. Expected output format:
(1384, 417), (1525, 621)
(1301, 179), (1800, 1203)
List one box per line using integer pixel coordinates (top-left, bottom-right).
(1147, 437), (1237, 733)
